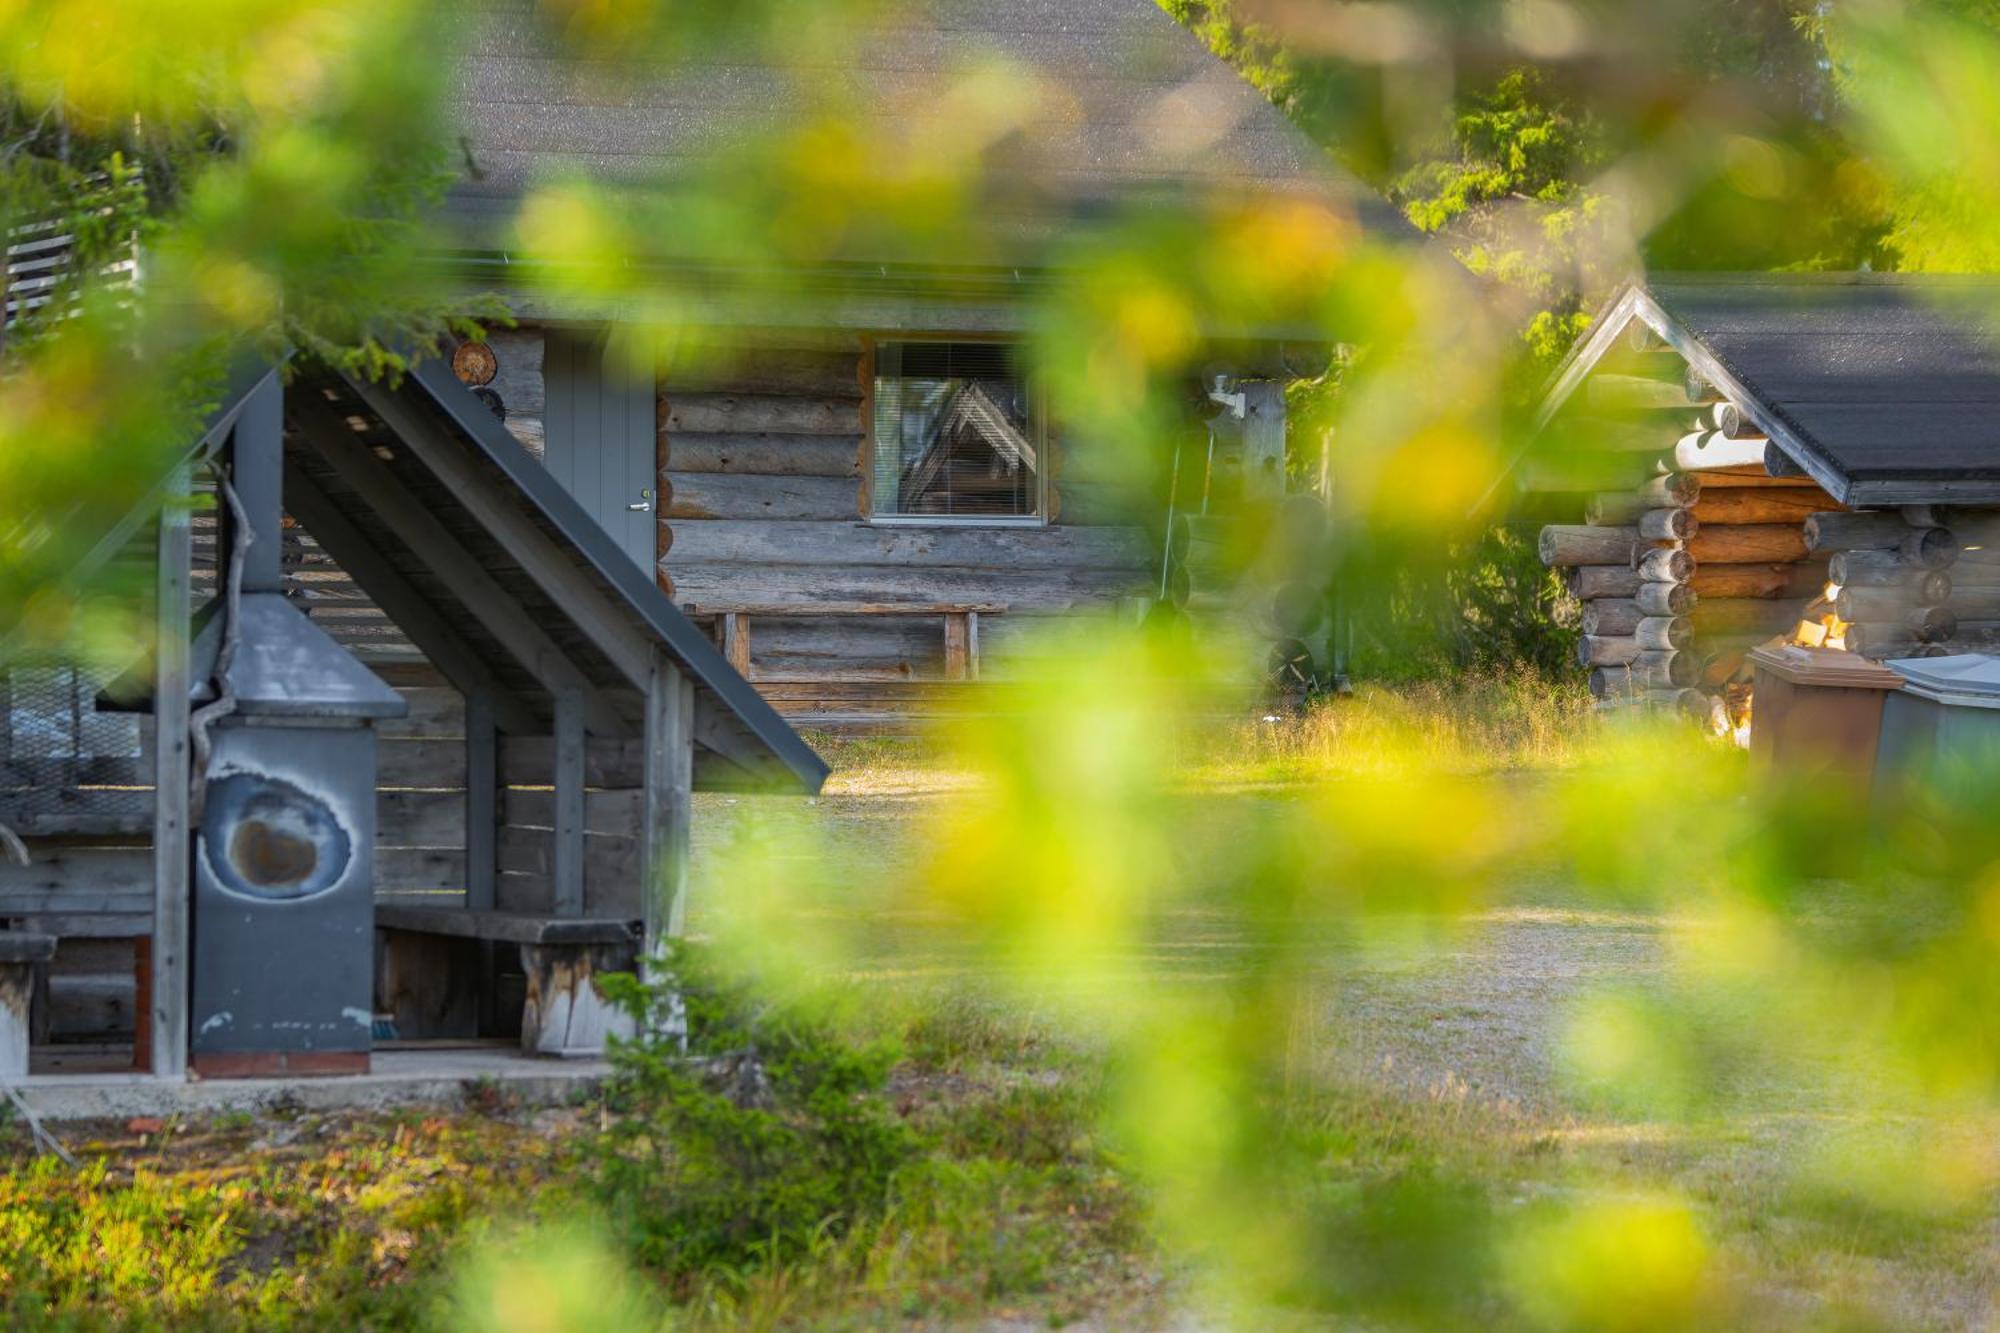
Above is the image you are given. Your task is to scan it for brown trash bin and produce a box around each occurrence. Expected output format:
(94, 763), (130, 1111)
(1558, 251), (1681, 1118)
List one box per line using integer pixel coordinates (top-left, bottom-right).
(1746, 644), (1904, 794)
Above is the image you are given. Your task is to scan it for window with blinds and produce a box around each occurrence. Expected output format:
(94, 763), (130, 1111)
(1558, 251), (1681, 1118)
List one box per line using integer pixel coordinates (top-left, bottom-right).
(869, 341), (1043, 521)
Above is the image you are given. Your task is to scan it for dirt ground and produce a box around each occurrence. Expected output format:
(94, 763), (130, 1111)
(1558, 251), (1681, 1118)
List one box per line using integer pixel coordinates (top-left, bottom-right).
(688, 764), (2000, 1332)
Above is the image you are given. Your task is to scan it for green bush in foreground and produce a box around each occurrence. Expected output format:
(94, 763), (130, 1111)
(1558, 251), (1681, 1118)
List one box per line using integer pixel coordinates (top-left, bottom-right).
(593, 954), (918, 1283)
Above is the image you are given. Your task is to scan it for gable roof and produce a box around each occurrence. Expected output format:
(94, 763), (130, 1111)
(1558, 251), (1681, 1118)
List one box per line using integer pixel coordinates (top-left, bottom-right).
(283, 358), (829, 794)
(442, 0), (1409, 259)
(1536, 273), (2000, 506)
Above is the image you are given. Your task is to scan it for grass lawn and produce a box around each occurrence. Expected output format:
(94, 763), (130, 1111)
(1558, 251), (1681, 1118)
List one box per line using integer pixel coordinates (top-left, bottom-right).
(2, 679), (1995, 1329)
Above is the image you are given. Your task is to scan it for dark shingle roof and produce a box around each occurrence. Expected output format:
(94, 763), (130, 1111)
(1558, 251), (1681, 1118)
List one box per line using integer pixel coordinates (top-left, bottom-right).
(442, 0), (1408, 255)
(1549, 274), (2000, 505)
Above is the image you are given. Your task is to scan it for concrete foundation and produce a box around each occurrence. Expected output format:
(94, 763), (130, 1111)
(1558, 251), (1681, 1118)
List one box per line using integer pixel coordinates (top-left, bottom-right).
(17, 1044), (609, 1121)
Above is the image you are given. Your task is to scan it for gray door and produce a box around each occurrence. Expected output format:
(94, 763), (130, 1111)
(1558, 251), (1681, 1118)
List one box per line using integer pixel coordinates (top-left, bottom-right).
(543, 329), (657, 574)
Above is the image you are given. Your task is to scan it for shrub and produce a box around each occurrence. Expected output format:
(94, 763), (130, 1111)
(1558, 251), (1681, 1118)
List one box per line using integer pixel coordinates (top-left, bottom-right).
(594, 950), (918, 1285)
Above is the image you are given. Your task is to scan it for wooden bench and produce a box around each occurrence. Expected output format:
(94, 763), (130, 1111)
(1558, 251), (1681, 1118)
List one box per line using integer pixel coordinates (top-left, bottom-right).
(0, 932), (56, 1077)
(682, 602), (1005, 682)
(375, 906), (639, 1058)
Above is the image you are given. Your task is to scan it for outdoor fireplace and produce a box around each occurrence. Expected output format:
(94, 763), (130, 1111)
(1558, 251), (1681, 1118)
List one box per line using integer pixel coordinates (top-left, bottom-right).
(184, 376), (406, 1078)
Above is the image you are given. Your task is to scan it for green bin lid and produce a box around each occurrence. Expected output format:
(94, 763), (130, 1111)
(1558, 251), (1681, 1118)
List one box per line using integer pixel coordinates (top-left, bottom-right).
(1881, 653), (2000, 709)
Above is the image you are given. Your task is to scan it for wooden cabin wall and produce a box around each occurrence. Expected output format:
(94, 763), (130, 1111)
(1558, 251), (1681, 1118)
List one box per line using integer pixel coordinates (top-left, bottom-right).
(480, 326), (1154, 682)
(1536, 366), (2000, 718)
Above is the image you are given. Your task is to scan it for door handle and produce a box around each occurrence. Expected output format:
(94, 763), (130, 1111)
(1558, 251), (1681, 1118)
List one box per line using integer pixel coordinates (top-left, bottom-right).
(627, 502), (652, 512)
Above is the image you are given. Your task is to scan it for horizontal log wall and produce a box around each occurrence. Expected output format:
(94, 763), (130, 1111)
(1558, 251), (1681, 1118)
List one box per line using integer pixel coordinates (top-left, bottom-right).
(1535, 371), (1852, 716)
(658, 337), (1152, 680)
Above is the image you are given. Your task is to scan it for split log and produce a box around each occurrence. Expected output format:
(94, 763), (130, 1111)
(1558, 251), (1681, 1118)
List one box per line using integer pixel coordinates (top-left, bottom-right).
(1805, 510), (1930, 553)
(1690, 598), (1815, 640)
(1689, 562), (1826, 600)
(1634, 616), (1692, 651)
(1690, 489), (1840, 525)
(1763, 444), (1813, 478)
(1635, 581), (1698, 616)
(1569, 565), (1642, 599)
(1674, 430), (1769, 472)
(1540, 525), (1639, 568)
(1588, 374), (1709, 412)
(1685, 524), (1809, 564)
(1580, 599), (1644, 637)
(1578, 635), (1642, 668)
(1638, 508), (1697, 541)
(1636, 547), (1694, 584)
(1901, 528), (1961, 570)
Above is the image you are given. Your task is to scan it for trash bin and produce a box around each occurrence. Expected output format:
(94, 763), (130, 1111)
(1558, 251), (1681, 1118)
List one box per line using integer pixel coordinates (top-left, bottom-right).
(1874, 654), (2000, 790)
(1746, 644), (1904, 793)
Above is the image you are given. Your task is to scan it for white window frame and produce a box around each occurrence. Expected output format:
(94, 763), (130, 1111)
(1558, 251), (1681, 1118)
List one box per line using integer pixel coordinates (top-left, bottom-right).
(865, 339), (1049, 528)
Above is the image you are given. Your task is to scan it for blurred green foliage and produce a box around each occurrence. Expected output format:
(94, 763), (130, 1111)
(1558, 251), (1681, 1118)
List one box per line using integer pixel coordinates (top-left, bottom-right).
(2, 0), (2000, 1326)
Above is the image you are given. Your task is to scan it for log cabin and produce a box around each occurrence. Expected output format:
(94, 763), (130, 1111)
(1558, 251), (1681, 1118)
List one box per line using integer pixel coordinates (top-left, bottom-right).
(1520, 273), (2000, 735)
(0, 0), (1405, 1088)
(422, 0), (1409, 724)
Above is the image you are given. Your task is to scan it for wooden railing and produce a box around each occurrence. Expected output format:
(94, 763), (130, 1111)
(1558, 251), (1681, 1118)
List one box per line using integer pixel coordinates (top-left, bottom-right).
(681, 602), (1006, 682)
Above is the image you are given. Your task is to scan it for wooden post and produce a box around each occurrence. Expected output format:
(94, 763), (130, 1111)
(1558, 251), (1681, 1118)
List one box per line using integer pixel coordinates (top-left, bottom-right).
(464, 690), (497, 910)
(943, 612), (971, 681)
(1240, 380), (1286, 504)
(642, 648), (694, 954)
(721, 612), (751, 677)
(150, 469), (193, 1079)
(464, 689), (498, 1031)
(552, 686), (585, 917)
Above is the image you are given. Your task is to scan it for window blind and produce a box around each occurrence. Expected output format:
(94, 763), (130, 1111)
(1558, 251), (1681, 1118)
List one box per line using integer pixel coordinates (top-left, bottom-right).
(870, 341), (1041, 519)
